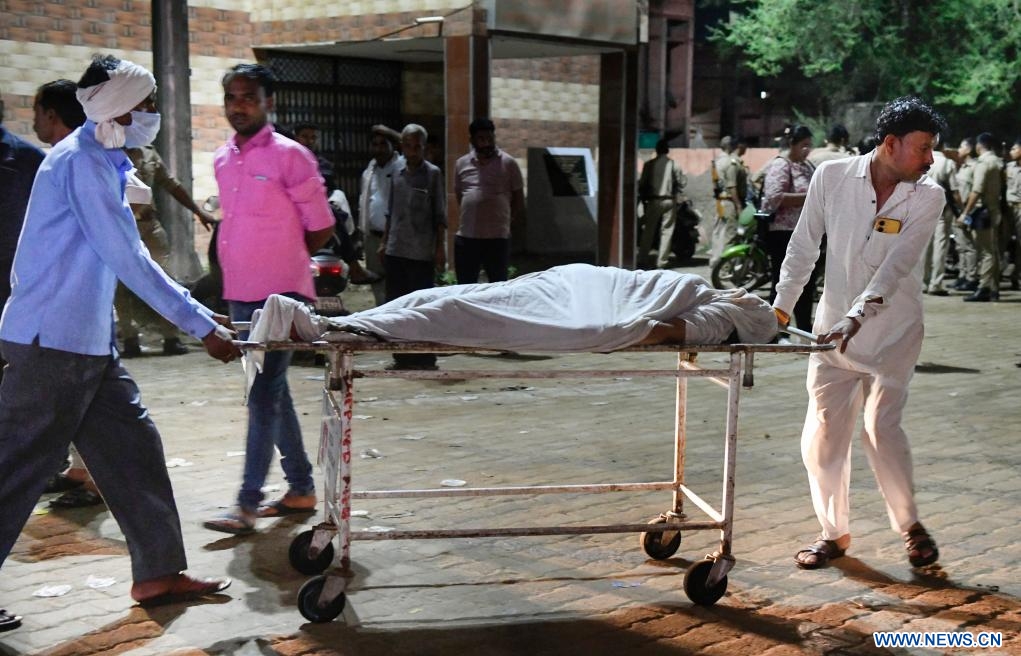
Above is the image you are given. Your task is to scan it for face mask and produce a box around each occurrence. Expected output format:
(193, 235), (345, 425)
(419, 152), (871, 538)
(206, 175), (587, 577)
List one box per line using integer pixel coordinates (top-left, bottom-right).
(123, 111), (161, 148)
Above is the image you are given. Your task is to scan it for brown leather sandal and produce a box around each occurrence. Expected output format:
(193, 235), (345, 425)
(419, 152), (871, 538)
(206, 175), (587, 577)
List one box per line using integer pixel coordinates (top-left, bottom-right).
(794, 537), (847, 569)
(904, 526), (939, 567)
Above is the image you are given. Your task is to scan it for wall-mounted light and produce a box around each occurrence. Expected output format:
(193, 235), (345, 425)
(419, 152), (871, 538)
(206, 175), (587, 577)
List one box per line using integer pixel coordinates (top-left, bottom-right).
(414, 16), (445, 25)
(759, 91), (769, 100)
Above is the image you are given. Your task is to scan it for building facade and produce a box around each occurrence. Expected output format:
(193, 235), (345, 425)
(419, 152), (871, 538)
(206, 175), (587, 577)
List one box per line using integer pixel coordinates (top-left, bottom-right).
(1, 0), (695, 271)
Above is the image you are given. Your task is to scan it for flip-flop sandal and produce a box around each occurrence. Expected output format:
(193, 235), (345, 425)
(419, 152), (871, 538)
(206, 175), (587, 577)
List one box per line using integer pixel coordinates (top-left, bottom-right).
(904, 527), (939, 567)
(137, 578), (232, 608)
(257, 498), (317, 518)
(202, 512), (256, 535)
(794, 537), (847, 569)
(0, 608), (21, 632)
(49, 488), (104, 508)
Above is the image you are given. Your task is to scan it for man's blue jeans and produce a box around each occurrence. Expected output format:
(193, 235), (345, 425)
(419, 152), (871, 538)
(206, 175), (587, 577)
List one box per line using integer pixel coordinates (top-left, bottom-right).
(230, 298), (315, 512)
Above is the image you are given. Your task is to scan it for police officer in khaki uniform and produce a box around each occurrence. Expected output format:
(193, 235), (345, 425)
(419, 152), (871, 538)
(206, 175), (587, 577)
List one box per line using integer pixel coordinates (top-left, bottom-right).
(637, 138), (686, 268)
(923, 137), (962, 295)
(709, 136), (749, 267)
(959, 132), (1003, 302)
(952, 137), (979, 291)
(1003, 138), (1021, 290)
(117, 144), (217, 356)
(807, 124), (852, 167)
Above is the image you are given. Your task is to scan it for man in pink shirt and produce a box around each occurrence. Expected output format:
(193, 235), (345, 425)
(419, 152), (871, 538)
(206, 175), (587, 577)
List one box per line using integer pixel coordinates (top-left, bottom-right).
(204, 64), (335, 535)
(453, 118), (525, 283)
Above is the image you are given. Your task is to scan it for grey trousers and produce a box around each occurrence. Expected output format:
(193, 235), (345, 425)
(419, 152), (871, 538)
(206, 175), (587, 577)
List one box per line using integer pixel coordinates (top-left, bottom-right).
(0, 340), (187, 582)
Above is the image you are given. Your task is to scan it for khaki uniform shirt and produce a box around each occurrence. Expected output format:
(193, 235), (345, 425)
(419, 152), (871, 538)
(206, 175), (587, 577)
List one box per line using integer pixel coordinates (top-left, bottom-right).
(956, 158), (976, 199)
(1004, 160), (1021, 204)
(970, 150), (1003, 219)
(807, 143), (851, 167)
(126, 146), (179, 223)
(640, 154), (686, 201)
(714, 153), (747, 202)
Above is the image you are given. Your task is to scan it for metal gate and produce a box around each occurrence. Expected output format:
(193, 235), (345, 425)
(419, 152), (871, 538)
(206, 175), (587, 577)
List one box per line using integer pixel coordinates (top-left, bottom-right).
(264, 52), (403, 216)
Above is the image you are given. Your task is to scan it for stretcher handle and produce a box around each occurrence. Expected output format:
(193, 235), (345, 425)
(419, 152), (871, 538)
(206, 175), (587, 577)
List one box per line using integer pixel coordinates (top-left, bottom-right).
(784, 325), (820, 344)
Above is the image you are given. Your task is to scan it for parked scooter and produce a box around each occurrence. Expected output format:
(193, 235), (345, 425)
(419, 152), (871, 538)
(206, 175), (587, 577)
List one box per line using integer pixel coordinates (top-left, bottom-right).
(711, 205), (770, 291)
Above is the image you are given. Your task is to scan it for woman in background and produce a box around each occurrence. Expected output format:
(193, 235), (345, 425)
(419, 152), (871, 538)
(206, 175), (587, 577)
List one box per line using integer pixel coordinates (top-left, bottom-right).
(760, 125), (817, 330)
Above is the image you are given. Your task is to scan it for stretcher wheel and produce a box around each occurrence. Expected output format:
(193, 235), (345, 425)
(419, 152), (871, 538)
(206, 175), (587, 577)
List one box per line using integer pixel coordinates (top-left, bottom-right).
(639, 516), (681, 559)
(683, 559), (727, 606)
(297, 575), (346, 623)
(289, 529), (335, 575)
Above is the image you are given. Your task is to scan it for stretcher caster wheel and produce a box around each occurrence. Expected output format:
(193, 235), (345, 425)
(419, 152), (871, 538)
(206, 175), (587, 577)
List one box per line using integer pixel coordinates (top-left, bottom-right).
(639, 516), (682, 559)
(289, 529), (335, 575)
(683, 559), (727, 606)
(297, 575), (346, 623)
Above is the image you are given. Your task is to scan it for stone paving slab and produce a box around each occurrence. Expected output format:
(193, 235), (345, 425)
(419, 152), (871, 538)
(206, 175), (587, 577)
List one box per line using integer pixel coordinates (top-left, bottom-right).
(0, 263), (1019, 655)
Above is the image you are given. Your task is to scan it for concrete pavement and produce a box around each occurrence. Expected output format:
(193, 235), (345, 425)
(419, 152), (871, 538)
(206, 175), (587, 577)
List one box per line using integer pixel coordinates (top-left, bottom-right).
(1, 260), (1019, 655)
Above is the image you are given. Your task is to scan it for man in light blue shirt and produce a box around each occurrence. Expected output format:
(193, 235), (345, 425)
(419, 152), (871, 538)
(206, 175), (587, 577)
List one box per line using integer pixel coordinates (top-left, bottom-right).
(0, 55), (237, 632)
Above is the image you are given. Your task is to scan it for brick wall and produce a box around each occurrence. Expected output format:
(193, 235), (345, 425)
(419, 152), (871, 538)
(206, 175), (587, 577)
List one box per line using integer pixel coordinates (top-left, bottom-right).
(1, 1), (603, 244)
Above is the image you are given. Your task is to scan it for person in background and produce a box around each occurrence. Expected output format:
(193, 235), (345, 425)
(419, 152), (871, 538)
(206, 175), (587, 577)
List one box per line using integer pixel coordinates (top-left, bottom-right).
(708, 136), (747, 267)
(638, 138), (687, 269)
(774, 96), (946, 571)
(959, 132), (1003, 302)
(291, 121), (379, 286)
(1003, 138), (1021, 291)
(118, 110), (218, 357)
(379, 124), (446, 371)
(0, 55), (238, 632)
(203, 63), (335, 535)
(808, 124), (852, 166)
(359, 125), (403, 305)
(0, 85), (46, 390)
(759, 125), (817, 331)
(453, 118), (524, 284)
(952, 137), (979, 292)
(922, 136), (961, 296)
(29, 79), (105, 506)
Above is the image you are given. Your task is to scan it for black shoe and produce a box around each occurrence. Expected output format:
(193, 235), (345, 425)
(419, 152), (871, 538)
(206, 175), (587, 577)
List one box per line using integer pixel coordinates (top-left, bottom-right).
(0, 608), (21, 633)
(928, 288), (949, 296)
(958, 279), (979, 292)
(121, 337), (141, 358)
(350, 269), (383, 285)
(162, 337), (189, 356)
(963, 288), (993, 302)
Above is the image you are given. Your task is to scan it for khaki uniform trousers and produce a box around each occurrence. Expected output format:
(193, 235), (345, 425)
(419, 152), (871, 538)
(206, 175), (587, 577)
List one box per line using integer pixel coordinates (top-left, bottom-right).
(638, 199), (677, 269)
(923, 206), (955, 292)
(114, 217), (177, 340)
(708, 198), (738, 268)
(974, 210), (1001, 292)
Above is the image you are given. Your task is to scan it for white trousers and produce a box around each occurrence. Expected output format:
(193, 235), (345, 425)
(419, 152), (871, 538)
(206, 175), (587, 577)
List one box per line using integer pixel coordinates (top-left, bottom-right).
(801, 358), (918, 539)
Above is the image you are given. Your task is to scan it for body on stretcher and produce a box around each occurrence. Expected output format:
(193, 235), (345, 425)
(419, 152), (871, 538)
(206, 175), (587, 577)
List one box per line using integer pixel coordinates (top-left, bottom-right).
(234, 308), (832, 622)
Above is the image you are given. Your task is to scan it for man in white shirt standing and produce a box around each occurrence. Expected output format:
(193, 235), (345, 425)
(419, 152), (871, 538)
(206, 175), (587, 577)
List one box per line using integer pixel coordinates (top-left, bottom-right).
(359, 125), (403, 305)
(773, 96), (946, 571)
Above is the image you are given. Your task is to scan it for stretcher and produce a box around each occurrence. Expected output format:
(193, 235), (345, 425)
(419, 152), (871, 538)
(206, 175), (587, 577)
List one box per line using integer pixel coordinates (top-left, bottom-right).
(239, 332), (831, 623)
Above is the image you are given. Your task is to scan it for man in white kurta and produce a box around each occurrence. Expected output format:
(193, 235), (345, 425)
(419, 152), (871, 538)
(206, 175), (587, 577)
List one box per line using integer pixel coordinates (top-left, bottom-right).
(773, 97), (947, 570)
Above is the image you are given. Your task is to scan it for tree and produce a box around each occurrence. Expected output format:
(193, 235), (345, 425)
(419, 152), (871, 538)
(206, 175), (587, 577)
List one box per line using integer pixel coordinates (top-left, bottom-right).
(708, 0), (1021, 115)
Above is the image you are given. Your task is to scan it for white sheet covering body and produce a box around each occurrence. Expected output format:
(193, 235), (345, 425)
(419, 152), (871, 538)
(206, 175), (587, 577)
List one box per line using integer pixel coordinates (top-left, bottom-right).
(327, 264), (776, 350)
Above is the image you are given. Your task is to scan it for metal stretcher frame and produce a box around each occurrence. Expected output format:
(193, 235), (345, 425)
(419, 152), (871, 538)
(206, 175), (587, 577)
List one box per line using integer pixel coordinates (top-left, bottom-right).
(242, 337), (831, 622)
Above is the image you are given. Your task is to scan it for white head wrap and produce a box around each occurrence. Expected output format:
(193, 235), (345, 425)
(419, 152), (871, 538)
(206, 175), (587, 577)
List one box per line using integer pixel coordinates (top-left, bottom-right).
(75, 59), (156, 149)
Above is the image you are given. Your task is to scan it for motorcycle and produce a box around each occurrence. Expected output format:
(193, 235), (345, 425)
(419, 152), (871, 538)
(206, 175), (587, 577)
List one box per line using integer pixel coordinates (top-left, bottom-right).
(711, 205), (770, 291)
(192, 196), (351, 317)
